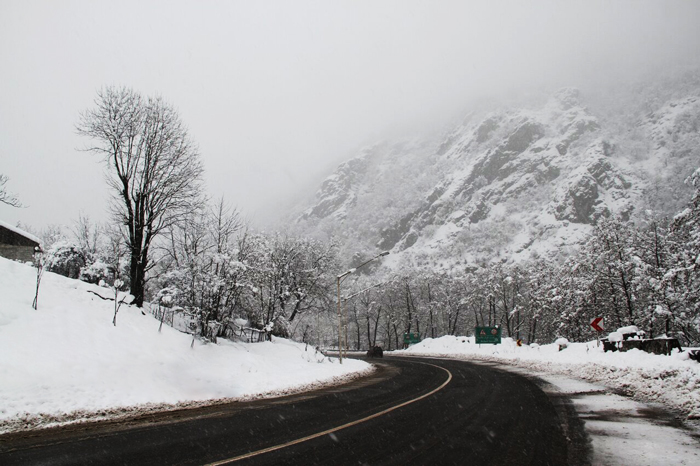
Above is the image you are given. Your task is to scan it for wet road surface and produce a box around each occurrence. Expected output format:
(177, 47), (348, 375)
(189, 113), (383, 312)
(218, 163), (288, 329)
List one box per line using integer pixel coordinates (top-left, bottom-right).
(0, 356), (589, 465)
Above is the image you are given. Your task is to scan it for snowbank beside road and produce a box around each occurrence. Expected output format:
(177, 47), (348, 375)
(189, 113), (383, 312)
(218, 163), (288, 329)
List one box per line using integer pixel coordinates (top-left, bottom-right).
(397, 335), (700, 419)
(0, 257), (370, 433)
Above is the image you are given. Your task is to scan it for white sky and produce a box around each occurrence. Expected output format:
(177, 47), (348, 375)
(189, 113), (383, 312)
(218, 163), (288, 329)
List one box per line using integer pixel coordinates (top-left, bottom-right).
(1, 0), (699, 231)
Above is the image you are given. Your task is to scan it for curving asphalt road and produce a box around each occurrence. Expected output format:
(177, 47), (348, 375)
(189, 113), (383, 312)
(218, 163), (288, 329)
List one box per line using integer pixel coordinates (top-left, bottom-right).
(0, 356), (589, 465)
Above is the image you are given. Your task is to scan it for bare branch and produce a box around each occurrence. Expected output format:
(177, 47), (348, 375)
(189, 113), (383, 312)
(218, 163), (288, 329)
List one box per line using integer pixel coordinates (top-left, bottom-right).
(0, 174), (23, 208)
(77, 86), (204, 307)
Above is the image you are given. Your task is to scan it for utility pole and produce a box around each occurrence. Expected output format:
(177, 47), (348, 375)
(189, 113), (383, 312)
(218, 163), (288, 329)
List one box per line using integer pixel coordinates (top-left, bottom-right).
(336, 251), (389, 364)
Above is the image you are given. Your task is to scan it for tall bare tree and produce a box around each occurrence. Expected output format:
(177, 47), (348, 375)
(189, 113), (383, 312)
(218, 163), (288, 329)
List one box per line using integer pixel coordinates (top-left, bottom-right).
(78, 87), (204, 307)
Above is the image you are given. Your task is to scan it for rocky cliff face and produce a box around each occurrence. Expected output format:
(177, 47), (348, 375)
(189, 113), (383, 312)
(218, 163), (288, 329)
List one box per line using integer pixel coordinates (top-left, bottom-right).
(294, 79), (700, 269)
(299, 155), (369, 221)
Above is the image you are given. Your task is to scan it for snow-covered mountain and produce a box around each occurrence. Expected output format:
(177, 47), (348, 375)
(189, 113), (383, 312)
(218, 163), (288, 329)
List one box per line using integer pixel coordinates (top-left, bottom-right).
(293, 73), (700, 269)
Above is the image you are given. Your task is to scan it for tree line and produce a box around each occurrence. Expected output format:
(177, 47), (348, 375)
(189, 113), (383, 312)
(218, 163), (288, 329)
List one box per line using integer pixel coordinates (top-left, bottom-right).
(325, 180), (700, 349)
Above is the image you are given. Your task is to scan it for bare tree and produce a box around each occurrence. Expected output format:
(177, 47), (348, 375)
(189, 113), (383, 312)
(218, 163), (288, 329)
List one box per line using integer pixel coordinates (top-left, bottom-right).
(159, 198), (246, 341)
(0, 174), (22, 207)
(77, 87), (204, 307)
(71, 212), (101, 258)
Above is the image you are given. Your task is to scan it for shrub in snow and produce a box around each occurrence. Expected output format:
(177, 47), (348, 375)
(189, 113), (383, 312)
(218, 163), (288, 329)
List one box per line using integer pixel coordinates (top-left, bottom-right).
(555, 337), (569, 351)
(266, 320), (288, 339)
(155, 287), (180, 332)
(44, 242), (86, 279)
(79, 259), (113, 285)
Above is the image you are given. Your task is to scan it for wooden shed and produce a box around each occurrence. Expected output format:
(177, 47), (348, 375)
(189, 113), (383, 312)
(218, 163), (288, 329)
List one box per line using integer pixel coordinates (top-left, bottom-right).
(0, 220), (41, 262)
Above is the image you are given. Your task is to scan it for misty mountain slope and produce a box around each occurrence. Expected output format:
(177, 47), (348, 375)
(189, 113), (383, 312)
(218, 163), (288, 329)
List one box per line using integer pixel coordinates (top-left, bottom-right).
(638, 94), (700, 214)
(294, 79), (700, 269)
(297, 139), (443, 239)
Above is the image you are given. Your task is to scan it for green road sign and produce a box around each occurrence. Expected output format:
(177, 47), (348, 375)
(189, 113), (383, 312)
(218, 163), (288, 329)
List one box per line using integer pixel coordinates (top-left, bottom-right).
(475, 326), (501, 344)
(403, 332), (421, 345)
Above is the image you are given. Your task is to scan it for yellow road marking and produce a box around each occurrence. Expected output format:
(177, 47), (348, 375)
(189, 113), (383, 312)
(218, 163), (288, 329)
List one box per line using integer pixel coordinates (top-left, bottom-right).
(206, 362), (452, 465)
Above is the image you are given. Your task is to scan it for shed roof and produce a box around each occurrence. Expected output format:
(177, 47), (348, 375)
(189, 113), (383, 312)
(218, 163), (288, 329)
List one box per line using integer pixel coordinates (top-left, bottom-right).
(0, 220), (41, 245)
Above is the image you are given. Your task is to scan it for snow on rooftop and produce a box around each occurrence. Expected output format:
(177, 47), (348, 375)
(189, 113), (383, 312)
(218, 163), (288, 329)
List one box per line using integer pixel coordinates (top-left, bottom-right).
(0, 219), (41, 245)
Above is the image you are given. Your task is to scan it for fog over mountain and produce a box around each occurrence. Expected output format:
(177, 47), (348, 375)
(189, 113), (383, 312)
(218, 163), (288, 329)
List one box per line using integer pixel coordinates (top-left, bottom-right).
(1, 1), (699, 231)
(290, 71), (700, 269)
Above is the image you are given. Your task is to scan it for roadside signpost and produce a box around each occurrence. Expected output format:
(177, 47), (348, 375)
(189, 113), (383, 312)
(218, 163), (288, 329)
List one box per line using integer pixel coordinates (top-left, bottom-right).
(403, 332), (421, 348)
(590, 317), (604, 333)
(475, 326), (501, 345)
(590, 317), (604, 347)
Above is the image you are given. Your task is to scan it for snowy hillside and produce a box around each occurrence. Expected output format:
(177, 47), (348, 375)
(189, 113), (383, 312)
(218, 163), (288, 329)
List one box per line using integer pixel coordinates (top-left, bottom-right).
(294, 73), (700, 269)
(0, 257), (370, 433)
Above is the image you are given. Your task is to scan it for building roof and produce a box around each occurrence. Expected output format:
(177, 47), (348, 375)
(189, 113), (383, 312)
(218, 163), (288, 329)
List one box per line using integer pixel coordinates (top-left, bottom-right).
(0, 219), (41, 245)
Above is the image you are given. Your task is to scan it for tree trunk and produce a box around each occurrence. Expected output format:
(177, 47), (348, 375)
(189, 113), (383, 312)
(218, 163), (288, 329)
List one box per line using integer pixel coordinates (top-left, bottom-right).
(450, 308), (460, 335)
(529, 318), (537, 344)
(130, 254), (143, 307)
(373, 307), (381, 348)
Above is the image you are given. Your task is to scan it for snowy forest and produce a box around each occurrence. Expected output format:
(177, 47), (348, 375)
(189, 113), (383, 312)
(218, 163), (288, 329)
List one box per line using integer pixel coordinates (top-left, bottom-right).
(11, 74), (700, 349)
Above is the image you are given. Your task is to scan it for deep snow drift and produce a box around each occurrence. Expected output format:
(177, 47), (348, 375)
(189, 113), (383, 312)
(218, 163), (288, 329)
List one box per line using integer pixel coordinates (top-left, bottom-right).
(0, 257), (370, 433)
(398, 335), (700, 419)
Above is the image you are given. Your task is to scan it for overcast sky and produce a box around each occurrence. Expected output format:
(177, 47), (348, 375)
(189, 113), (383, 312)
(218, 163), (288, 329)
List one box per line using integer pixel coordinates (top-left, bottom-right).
(1, 0), (699, 232)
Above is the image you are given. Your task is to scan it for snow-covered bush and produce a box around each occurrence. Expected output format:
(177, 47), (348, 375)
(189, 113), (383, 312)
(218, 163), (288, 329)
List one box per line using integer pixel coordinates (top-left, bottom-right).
(79, 258), (113, 285)
(44, 241), (86, 279)
(555, 337), (569, 350)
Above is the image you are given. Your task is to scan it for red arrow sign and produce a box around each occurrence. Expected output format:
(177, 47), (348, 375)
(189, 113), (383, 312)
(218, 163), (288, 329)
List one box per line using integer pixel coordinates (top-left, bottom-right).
(590, 317), (604, 333)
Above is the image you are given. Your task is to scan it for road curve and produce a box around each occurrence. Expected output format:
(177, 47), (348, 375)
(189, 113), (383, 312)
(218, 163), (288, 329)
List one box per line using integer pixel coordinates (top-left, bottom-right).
(0, 357), (589, 465)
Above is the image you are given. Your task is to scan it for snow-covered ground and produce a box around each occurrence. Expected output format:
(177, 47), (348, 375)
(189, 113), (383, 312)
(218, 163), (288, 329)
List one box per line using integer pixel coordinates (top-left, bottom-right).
(396, 336), (700, 465)
(0, 257), (370, 434)
(2, 253), (699, 463)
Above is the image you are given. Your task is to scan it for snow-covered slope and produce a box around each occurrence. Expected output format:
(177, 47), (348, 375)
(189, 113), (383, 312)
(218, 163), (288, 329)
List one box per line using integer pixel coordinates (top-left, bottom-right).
(0, 257), (370, 433)
(294, 75), (700, 269)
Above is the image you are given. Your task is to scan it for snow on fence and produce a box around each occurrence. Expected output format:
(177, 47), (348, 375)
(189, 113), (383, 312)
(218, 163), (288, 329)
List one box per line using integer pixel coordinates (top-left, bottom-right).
(147, 302), (269, 343)
(222, 323), (268, 343)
